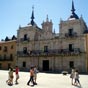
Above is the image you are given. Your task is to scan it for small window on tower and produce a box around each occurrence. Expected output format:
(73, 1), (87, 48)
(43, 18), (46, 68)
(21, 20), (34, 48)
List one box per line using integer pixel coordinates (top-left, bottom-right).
(24, 34), (27, 40)
(68, 28), (73, 36)
(23, 47), (27, 54)
(69, 44), (74, 52)
(44, 46), (48, 52)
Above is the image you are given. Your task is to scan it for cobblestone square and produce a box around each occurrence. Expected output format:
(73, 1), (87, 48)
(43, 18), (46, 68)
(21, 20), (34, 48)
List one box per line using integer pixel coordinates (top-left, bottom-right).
(0, 70), (88, 88)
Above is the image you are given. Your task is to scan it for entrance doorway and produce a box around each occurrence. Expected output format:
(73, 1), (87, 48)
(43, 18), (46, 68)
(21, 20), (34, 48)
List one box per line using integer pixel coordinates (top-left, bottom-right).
(69, 61), (74, 69)
(43, 60), (49, 71)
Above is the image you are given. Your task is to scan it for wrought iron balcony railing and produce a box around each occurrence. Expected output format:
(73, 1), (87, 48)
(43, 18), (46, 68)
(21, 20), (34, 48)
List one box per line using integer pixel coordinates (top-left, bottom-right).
(0, 57), (13, 61)
(65, 32), (78, 38)
(17, 48), (81, 57)
(20, 38), (30, 42)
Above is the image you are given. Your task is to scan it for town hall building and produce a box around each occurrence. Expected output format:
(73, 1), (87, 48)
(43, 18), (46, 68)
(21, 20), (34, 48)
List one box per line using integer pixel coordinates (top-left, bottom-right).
(17, 1), (88, 73)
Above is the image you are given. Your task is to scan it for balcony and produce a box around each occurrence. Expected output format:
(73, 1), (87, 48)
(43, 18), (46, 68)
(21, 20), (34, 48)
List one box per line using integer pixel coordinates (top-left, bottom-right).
(17, 48), (81, 57)
(19, 38), (30, 43)
(65, 32), (78, 38)
(17, 51), (29, 57)
(0, 57), (13, 61)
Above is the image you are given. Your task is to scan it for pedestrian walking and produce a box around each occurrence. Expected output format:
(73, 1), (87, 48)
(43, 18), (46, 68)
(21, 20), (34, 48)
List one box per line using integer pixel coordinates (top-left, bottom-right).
(6, 67), (11, 84)
(27, 67), (35, 86)
(15, 66), (19, 84)
(6, 67), (14, 85)
(34, 66), (39, 85)
(70, 68), (75, 85)
(74, 69), (81, 86)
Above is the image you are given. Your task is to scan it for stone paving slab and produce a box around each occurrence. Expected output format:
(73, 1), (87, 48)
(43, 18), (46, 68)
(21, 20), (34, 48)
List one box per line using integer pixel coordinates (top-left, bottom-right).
(0, 70), (88, 88)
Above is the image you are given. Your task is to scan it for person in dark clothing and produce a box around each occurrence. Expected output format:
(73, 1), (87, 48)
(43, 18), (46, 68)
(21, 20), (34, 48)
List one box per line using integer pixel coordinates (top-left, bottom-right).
(27, 67), (35, 86)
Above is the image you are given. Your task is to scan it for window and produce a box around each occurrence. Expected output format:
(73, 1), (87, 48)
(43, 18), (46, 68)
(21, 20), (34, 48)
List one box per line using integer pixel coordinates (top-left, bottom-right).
(68, 29), (73, 36)
(24, 34), (27, 40)
(10, 54), (13, 60)
(44, 46), (48, 52)
(69, 44), (74, 51)
(23, 61), (26, 67)
(0, 46), (1, 50)
(0, 55), (2, 60)
(23, 47), (27, 54)
(4, 46), (7, 52)
(4, 54), (6, 60)
(11, 45), (13, 49)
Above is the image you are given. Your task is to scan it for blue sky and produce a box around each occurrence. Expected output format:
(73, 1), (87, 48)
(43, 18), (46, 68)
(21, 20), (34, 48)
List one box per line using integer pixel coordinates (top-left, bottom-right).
(0, 0), (88, 40)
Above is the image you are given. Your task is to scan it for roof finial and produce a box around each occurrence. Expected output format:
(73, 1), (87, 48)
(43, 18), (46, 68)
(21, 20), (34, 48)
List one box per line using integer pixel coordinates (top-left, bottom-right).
(46, 14), (49, 22)
(31, 5), (35, 25)
(71, 0), (75, 14)
(69, 0), (79, 20)
(19, 25), (21, 29)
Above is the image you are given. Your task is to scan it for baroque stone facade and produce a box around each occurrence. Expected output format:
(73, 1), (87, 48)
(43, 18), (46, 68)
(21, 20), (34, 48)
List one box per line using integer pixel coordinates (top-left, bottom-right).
(17, 1), (88, 73)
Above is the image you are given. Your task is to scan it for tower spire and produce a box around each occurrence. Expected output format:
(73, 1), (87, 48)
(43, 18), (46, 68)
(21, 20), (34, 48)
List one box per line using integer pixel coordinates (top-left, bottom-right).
(69, 0), (79, 20)
(71, 0), (75, 14)
(31, 6), (35, 26)
(46, 14), (49, 22)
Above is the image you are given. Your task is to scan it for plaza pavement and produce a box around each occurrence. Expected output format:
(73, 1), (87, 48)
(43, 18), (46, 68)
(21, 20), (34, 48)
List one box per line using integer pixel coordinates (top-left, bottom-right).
(0, 70), (88, 88)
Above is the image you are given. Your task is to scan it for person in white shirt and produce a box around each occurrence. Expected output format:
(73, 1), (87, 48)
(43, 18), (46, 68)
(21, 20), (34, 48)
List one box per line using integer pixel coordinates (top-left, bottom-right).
(74, 69), (81, 86)
(70, 69), (75, 85)
(33, 66), (39, 85)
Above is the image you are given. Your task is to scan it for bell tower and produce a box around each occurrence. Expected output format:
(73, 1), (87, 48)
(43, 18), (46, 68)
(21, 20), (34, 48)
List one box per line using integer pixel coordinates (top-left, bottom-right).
(59, 0), (87, 36)
(42, 15), (53, 33)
